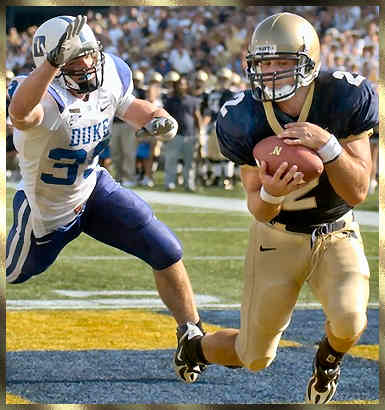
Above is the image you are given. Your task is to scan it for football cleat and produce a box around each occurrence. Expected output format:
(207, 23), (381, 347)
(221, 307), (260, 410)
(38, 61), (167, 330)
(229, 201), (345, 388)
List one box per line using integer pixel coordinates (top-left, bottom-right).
(305, 357), (341, 404)
(174, 322), (206, 383)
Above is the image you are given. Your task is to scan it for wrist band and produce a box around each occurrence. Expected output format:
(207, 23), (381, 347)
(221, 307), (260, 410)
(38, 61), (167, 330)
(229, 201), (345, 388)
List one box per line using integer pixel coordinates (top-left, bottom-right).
(260, 185), (285, 204)
(317, 134), (342, 164)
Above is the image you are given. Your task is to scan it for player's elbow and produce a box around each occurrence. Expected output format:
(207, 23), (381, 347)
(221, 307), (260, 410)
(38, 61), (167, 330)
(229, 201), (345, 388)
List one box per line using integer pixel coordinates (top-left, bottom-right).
(8, 102), (42, 130)
(348, 196), (365, 208)
(344, 187), (368, 207)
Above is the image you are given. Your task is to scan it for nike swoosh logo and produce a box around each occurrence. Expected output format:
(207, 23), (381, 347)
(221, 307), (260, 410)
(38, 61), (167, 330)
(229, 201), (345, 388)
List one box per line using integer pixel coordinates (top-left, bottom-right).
(35, 239), (52, 245)
(100, 104), (110, 112)
(259, 245), (277, 252)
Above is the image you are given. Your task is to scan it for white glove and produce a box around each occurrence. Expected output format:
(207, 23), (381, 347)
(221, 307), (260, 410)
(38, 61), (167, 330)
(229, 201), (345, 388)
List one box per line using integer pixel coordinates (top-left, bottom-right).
(47, 15), (87, 68)
(135, 116), (178, 141)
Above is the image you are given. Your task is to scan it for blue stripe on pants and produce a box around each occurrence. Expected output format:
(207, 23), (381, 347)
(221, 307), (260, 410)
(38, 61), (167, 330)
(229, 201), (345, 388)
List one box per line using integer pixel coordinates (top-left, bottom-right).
(6, 192), (31, 278)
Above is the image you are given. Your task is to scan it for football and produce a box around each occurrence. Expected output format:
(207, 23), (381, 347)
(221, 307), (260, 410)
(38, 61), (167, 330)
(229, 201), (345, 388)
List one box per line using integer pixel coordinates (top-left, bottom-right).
(252, 135), (324, 182)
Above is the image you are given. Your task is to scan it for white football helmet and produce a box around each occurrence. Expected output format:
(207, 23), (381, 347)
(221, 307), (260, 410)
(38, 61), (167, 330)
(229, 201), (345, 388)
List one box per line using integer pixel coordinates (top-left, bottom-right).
(32, 15), (104, 93)
(246, 13), (321, 102)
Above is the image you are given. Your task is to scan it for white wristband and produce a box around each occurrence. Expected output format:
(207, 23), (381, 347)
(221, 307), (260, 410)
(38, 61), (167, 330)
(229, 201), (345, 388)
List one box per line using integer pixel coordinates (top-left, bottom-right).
(317, 134), (342, 163)
(260, 185), (285, 204)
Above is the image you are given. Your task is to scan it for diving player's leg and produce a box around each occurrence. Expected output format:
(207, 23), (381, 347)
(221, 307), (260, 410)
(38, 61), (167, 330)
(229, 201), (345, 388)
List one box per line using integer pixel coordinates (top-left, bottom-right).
(83, 169), (200, 321)
(179, 221), (307, 372)
(6, 190), (82, 284)
(306, 223), (370, 404)
(82, 169), (204, 380)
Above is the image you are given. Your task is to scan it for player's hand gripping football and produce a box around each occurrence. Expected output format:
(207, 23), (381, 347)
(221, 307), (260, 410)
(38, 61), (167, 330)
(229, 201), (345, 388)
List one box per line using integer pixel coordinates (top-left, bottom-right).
(278, 122), (332, 151)
(258, 160), (305, 198)
(47, 15), (87, 68)
(135, 116), (178, 141)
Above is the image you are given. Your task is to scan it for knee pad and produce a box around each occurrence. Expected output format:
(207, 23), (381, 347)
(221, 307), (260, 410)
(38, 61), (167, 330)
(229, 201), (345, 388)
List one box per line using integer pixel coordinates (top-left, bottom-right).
(247, 356), (275, 372)
(328, 312), (367, 340)
(326, 314), (367, 352)
(136, 217), (183, 270)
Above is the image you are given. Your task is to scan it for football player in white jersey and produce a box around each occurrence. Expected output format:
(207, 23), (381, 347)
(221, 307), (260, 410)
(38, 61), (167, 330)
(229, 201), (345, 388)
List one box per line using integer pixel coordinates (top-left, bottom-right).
(6, 15), (205, 381)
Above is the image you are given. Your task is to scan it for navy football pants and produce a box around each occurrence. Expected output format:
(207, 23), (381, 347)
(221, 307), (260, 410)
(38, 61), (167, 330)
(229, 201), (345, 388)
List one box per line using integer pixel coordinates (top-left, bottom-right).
(6, 169), (183, 283)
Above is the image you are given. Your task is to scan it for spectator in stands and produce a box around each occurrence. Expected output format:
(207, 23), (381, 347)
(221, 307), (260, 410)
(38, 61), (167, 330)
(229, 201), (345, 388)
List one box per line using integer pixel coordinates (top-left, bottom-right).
(206, 67), (236, 190)
(191, 70), (211, 186)
(163, 75), (201, 191)
(168, 39), (194, 74)
(110, 70), (145, 188)
(136, 72), (164, 188)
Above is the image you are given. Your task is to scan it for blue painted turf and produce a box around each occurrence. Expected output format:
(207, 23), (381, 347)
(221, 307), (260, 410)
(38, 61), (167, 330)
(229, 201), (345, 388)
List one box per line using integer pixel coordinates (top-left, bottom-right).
(7, 309), (378, 404)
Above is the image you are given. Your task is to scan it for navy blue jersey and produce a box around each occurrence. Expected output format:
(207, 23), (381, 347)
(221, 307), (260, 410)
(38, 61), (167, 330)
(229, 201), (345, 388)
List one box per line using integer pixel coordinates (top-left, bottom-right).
(216, 70), (378, 225)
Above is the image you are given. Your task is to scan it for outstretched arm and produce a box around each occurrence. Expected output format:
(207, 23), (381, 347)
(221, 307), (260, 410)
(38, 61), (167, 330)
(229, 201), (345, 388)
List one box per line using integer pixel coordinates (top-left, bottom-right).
(122, 97), (178, 141)
(9, 15), (88, 130)
(8, 62), (59, 130)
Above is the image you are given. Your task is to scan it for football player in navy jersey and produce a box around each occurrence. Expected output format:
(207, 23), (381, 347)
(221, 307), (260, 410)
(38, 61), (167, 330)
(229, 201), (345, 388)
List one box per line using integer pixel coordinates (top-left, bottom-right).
(6, 15), (205, 381)
(174, 12), (378, 403)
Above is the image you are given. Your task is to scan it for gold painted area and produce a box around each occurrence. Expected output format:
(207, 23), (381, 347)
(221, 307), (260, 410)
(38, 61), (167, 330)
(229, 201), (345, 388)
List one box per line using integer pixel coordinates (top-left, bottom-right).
(331, 400), (379, 404)
(6, 393), (34, 404)
(7, 310), (301, 351)
(6, 310), (224, 351)
(349, 344), (379, 361)
(278, 339), (301, 347)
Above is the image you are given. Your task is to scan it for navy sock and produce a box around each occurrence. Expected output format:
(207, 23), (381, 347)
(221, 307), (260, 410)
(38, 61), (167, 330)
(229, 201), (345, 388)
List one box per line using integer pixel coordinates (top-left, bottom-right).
(317, 337), (344, 368)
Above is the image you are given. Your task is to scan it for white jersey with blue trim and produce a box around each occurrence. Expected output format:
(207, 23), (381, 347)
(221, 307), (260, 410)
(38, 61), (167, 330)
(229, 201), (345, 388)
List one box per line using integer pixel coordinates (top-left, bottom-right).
(11, 53), (134, 237)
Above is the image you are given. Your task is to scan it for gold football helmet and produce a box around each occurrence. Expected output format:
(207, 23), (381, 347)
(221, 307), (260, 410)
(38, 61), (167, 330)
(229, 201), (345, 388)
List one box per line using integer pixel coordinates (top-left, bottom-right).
(165, 70), (181, 83)
(195, 70), (209, 82)
(246, 13), (321, 102)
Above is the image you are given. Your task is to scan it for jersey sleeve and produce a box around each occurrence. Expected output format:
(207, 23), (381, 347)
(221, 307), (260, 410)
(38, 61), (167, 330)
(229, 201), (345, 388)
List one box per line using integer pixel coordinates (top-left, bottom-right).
(216, 113), (256, 166)
(330, 73), (379, 139)
(346, 78), (378, 137)
(107, 54), (135, 119)
(7, 75), (61, 131)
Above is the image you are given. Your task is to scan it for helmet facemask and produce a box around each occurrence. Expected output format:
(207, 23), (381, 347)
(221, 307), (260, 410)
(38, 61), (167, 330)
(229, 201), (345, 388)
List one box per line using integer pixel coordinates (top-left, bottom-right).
(58, 46), (105, 94)
(247, 51), (316, 102)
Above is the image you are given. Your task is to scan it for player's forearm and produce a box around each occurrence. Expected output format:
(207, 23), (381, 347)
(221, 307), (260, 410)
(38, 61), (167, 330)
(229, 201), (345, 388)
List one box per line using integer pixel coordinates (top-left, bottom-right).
(152, 107), (174, 121)
(246, 189), (281, 222)
(325, 151), (370, 206)
(9, 60), (59, 121)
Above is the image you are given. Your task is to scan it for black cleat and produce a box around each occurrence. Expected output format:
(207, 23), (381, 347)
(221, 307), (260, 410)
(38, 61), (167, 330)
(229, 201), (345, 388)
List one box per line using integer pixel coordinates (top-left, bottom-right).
(305, 357), (341, 404)
(174, 322), (206, 383)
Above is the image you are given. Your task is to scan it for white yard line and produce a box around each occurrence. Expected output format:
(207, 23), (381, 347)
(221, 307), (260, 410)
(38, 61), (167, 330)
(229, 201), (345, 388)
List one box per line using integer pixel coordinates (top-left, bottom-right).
(7, 183), (379, 226)
(6, 299), (379, 311)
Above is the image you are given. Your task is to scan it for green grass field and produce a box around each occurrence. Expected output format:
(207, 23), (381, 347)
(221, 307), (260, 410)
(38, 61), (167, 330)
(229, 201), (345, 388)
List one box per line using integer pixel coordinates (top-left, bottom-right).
(5, 184), (379, 305)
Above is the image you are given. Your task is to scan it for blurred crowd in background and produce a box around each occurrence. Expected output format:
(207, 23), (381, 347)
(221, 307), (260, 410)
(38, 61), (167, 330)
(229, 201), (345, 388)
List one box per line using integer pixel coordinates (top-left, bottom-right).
(6, 5), (379, 193)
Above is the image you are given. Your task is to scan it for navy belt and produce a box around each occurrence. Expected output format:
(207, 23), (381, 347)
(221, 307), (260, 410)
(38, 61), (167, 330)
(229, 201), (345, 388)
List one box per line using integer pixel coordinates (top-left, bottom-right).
(283, 220), (346, 235)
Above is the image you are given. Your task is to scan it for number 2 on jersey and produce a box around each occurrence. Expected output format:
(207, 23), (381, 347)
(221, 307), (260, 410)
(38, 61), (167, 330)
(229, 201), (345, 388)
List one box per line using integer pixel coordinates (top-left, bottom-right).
(282, 178), (319, 211)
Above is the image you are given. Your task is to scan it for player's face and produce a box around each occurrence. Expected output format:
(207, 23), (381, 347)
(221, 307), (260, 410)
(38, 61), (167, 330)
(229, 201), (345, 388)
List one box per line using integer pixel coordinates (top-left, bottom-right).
(63, 52), (98, 82)
(259, 59), (297, 86)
